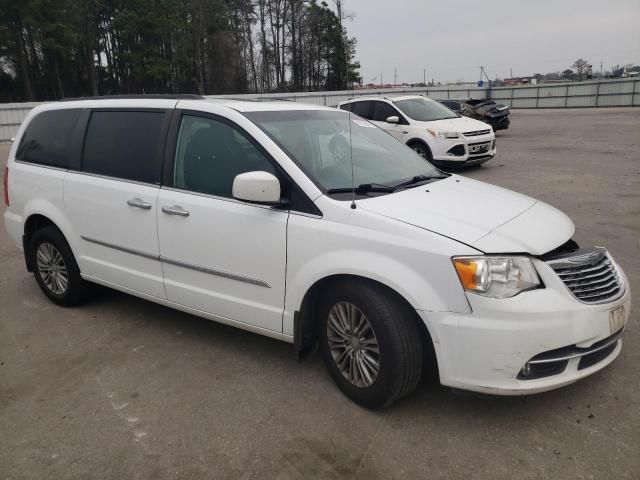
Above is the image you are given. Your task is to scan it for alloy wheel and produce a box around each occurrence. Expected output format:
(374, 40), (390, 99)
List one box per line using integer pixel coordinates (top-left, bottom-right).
(36, 242), (69, 295)
(412, 145), (428, 159)
(326, 301), (380, 387)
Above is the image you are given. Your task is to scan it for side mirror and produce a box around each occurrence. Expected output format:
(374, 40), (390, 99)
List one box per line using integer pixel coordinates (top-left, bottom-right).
(232, 171), (282, 204)
(385, 116), (400, 124)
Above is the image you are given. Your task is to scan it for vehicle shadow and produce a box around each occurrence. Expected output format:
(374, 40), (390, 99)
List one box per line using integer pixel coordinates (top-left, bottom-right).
(83, 283), (597, 421)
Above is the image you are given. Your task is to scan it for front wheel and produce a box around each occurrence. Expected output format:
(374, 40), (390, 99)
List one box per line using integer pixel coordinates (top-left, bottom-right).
(319, 280), (424, 409)
(408, 141), (433, 161)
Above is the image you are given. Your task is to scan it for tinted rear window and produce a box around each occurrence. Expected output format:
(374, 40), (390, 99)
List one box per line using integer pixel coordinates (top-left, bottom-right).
(16, 109), (82, 168)
(350, 101), (373, 119)
(82, 111), (165, 183)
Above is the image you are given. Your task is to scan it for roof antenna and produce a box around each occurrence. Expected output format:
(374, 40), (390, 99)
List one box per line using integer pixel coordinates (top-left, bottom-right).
(346, 50), (356, 210)
(348, 109), (356, 210)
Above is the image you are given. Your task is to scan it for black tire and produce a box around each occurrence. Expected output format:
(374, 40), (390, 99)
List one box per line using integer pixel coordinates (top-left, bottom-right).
(318, 279), (424, 409)
(28, 226), (89, 307)
(407, 140), (433, 162)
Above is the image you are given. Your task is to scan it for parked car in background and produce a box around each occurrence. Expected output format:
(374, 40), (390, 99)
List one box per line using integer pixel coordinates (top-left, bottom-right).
(338, 95), (496, 169)
(4, 96), (630, 408)
(439, 98), (511, 132)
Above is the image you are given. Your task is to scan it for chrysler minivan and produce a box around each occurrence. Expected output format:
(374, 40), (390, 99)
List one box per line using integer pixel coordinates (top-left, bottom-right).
(3, 96), (630, 408)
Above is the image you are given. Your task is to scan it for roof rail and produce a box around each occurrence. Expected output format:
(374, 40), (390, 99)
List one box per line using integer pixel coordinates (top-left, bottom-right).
(204, 96), (296, 103)
(59, 94), (204, 102)
(243, 97), (295, 102)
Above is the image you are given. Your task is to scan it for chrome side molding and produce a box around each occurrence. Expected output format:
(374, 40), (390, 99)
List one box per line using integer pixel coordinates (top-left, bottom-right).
(80, 236), (270, 288)
(160, 257), (271, 288)
(81, 236), (158, 260)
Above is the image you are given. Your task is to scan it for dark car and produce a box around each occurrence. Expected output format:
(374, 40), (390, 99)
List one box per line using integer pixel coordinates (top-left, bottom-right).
(439, 98), (510, 132)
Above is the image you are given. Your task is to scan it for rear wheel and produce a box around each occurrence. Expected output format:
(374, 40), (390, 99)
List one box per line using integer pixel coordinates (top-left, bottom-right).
(319, 279), (424, 409)
(28, 226), (89, 306)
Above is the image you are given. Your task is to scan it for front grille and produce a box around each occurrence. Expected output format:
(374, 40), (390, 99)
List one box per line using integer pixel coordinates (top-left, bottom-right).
(578, 341), (618, 370)
(520, 328), (624, 379)
(547, 247), (624, 304)
(463, 129), (491, 137)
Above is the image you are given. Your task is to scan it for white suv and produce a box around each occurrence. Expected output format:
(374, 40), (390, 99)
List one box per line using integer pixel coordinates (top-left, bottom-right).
(3, 96), (630, 408)
(338, 95), (496, 168)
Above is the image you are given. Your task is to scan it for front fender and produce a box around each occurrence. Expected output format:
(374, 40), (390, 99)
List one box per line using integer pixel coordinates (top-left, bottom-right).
(287, 249), (447, 315)
(284, 210), (475, 337)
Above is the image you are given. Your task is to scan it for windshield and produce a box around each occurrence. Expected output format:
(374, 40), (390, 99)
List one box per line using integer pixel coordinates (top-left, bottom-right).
(393, 97), (458, 121)
(244, 110), (442, 195)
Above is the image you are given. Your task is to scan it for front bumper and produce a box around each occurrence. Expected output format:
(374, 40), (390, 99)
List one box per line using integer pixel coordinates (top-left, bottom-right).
(419, 259), (631, 395)
(431, 134), (496, 168)
(432, 153), (495, 169)
(487, 115), (510, 131)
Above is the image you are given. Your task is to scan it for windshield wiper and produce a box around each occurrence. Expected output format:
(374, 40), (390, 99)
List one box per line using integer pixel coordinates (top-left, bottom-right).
(326, 183), (397, 194)
(392, 174), (448, 189)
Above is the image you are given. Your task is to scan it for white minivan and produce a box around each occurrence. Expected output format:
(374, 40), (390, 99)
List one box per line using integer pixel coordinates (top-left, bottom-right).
(3, 96), (630, 408)
(338, 95), (496, 168)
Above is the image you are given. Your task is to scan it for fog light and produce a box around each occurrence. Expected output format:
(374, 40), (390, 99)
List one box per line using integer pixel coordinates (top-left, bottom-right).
(520, 363), (531, 377)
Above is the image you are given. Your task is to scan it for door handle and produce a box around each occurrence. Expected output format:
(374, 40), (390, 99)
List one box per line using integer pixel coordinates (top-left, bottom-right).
(162, 205), (190, 217)
(127, 198), (152, 210)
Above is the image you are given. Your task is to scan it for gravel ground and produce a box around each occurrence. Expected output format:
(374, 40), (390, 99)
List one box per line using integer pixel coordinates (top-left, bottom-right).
(1, 107), (639, 479)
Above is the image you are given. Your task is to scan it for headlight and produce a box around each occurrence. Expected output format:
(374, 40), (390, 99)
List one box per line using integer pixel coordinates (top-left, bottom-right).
(427, 128), (459, 139)
(452, 256), (541, 298)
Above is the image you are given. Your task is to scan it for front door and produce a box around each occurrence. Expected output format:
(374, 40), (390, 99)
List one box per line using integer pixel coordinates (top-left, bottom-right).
(157, 112), (288, 333)
(371, 101), (406, 141)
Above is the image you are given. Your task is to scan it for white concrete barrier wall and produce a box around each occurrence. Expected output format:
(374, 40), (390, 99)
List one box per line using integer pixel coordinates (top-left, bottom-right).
(1, 78), (638, 142)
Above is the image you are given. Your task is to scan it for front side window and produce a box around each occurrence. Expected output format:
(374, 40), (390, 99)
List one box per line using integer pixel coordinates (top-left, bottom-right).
(371, 102), (402, 122)
(173, 114), (275, 198)
(245, 110), (441, 195)
(16, 109), (82, 168)
(393, 97), (459, 121)
(82, 110), (166, 183)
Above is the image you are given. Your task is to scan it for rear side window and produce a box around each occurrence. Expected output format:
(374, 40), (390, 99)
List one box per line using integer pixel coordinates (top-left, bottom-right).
(16, 109), (82, 168)
(82, 110), (166, 183)
(350, 101), (374, 119)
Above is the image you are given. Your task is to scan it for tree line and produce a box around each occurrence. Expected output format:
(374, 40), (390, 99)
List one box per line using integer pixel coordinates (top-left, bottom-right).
(0, 0), (361, 102)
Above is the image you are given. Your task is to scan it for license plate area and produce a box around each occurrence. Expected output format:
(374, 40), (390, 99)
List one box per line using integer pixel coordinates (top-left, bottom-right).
(469, 142), (490, 154)
(609, 305), (625, 334)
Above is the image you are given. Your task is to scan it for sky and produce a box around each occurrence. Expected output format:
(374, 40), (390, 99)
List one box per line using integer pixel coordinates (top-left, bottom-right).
(342, 0), (640, 84)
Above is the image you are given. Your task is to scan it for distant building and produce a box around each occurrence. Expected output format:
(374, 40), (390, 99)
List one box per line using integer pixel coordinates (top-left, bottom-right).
(502, 76), (538, 86)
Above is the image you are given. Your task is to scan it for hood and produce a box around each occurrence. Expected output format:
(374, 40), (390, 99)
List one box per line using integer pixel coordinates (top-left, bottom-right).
(359, 176), (574, 255)
(416, 115), (491, 133)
